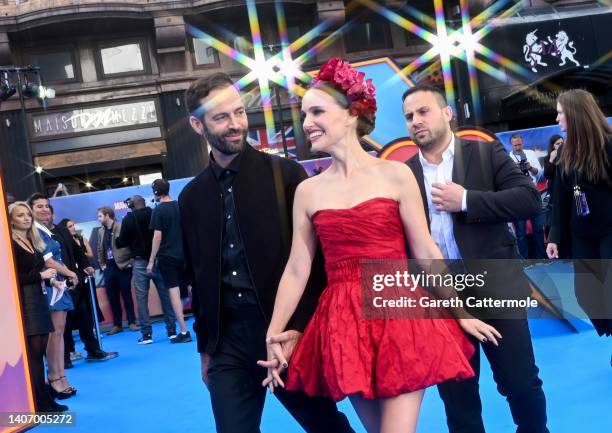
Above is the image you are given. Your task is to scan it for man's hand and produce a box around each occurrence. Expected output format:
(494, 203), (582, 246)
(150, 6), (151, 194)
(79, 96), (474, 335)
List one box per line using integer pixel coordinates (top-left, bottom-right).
(200, 353), (211, 387)
(84, 267), (95, 276)
(528, 165), (538, 176)
(146, 262), (154, 274)
(431, 181), (465, 213)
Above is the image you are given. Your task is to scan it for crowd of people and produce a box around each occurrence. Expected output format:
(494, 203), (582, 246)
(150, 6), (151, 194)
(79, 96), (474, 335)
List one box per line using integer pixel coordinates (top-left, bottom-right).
(9, 180), (194, 413)
(7, 57), (611, 432)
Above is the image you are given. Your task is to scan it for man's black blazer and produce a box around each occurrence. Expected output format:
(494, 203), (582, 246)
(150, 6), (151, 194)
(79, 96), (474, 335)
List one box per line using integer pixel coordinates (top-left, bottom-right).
(407, 138), (541, 299)
(179, 144), (326, 355)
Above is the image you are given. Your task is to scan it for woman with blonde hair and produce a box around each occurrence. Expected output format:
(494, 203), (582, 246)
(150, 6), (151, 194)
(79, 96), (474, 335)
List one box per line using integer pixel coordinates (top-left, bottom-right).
(9, 202), (67, 412)
(547, 89), (612, 338)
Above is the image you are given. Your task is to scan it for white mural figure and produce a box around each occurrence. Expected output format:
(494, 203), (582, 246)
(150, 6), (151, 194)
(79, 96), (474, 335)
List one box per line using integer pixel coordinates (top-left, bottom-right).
(523, 30), (548, 73)
(549, 31), (580, 67)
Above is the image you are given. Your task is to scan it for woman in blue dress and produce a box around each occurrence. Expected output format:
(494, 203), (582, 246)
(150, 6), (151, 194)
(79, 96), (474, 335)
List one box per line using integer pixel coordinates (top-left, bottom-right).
(29, 194), (78, 399)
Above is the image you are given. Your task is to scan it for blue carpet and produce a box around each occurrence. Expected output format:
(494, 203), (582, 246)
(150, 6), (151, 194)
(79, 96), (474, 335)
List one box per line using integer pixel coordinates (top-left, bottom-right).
(36, 318), (611, 433)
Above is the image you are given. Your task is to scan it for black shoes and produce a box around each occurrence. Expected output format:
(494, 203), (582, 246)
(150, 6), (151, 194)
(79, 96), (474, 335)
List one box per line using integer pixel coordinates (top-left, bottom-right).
(86, 350), (119, 362)
(40, 400), (69, 413)
(137, 334), (153, 345)
(47, 377), (76, 400)
(171, 331), (192, 344)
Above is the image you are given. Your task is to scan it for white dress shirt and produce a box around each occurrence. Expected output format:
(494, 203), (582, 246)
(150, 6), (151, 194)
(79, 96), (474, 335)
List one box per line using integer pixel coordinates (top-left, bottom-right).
(419, 135), (464, 260)
(508, 149), (542, 185)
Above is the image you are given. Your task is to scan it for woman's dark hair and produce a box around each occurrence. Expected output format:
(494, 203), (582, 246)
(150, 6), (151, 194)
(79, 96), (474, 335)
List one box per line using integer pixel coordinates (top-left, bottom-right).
(58, 218), (71, 228)
(557, 89), (611, 183)
(309, 82), (375, 137)
(547, 134), (563, 155)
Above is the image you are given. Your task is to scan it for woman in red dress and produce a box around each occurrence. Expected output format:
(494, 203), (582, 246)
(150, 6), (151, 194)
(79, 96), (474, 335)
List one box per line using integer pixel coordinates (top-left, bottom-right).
(259, 58), (501, 433)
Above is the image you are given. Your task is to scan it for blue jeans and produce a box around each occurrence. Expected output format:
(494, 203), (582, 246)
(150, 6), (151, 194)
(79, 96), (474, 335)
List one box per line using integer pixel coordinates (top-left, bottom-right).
(133, 258), (176, 336)
(514, 213), (546, 259)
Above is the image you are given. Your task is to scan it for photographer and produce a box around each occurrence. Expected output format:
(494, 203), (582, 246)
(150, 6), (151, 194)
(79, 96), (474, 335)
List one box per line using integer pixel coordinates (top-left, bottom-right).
(508, 134), (546, 259)
(117, 195), (177, 344)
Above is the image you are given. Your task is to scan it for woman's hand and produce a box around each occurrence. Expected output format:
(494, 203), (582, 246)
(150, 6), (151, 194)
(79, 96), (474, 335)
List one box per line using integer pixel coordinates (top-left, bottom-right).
(257, 337), (288, 393)
(549, 149), (558, 163)
(546, 243), (559, 259)
(40, 268), (57, 280)
(458, 318), (502, 346)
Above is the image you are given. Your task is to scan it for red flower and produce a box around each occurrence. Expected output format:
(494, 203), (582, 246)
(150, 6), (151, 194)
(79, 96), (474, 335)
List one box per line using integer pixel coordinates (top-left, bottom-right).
(312, 57), (377, 121)
(316, 57), (341, 81)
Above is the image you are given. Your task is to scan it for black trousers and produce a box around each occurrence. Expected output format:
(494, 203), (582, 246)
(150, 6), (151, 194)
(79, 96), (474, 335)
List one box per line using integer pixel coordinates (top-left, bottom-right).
(104, 263), (135, 327)
(437, 317), (549, 433)
(207, 305), (355, 433)
(64, 286), (101, 357)
(572, 232), (612, 336)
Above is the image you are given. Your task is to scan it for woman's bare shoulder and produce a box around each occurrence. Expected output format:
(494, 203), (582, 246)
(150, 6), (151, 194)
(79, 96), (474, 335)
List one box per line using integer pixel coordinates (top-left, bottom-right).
(294, 173), (323, 203)
(375, 159), (416, 182)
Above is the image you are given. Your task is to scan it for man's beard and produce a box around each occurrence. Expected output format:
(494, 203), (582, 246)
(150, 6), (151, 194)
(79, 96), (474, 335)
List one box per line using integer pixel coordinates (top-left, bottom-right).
(203, 126), (247, 156)
(412, 125), (446, 152)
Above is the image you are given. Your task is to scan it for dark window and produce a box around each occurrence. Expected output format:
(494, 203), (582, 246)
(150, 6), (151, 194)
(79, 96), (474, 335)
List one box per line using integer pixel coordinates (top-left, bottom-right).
(287, 25), (301, 44)
(96, 39), (150, 78)
(400, 2), (435, 48)
(27, 50), (77, 83)
(345, 15), (392, 53)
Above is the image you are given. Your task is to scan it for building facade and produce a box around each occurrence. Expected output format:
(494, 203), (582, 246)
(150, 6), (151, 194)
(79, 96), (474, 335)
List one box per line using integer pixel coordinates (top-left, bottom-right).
(0, 0), (608, 199)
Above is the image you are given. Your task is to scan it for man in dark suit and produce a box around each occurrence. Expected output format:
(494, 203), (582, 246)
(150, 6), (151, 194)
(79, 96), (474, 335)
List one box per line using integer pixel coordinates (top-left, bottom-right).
(403, 85), (549, 433)
(179, 73), (354, 433)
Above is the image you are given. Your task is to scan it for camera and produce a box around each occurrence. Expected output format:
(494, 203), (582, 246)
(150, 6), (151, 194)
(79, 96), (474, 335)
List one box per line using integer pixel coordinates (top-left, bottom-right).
(124, 197), (135, 209)
(518, 159), (531, 176)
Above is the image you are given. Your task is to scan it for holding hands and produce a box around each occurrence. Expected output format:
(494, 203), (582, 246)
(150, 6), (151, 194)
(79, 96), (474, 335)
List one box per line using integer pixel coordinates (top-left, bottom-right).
(257, 330), (302, 393)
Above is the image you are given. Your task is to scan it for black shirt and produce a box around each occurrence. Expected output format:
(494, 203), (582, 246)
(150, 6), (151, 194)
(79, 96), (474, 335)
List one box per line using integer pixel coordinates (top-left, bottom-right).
(150, 201), (183, 264)
(117, 207), (154, 259)
(550, 138), (612, 243)
(102, 224), (116, 267)
(13, 240), (45, 286)
(210, 152), (258, 306)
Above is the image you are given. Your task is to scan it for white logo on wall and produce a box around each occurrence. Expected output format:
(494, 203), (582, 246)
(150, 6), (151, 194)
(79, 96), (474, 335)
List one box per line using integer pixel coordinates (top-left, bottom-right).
(523, 29), (583, 73)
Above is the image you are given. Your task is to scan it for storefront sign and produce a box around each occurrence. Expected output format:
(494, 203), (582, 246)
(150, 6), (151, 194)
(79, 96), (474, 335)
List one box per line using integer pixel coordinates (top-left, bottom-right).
(29, 100), (158, 140)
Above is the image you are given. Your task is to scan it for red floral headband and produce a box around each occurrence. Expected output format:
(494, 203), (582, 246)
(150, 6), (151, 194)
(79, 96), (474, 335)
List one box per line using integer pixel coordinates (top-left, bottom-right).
(311, 57), (377, 120)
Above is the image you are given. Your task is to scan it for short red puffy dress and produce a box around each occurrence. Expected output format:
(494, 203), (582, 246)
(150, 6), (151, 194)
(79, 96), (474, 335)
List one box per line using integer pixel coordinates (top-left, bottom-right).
(285, 197), (475, 401)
